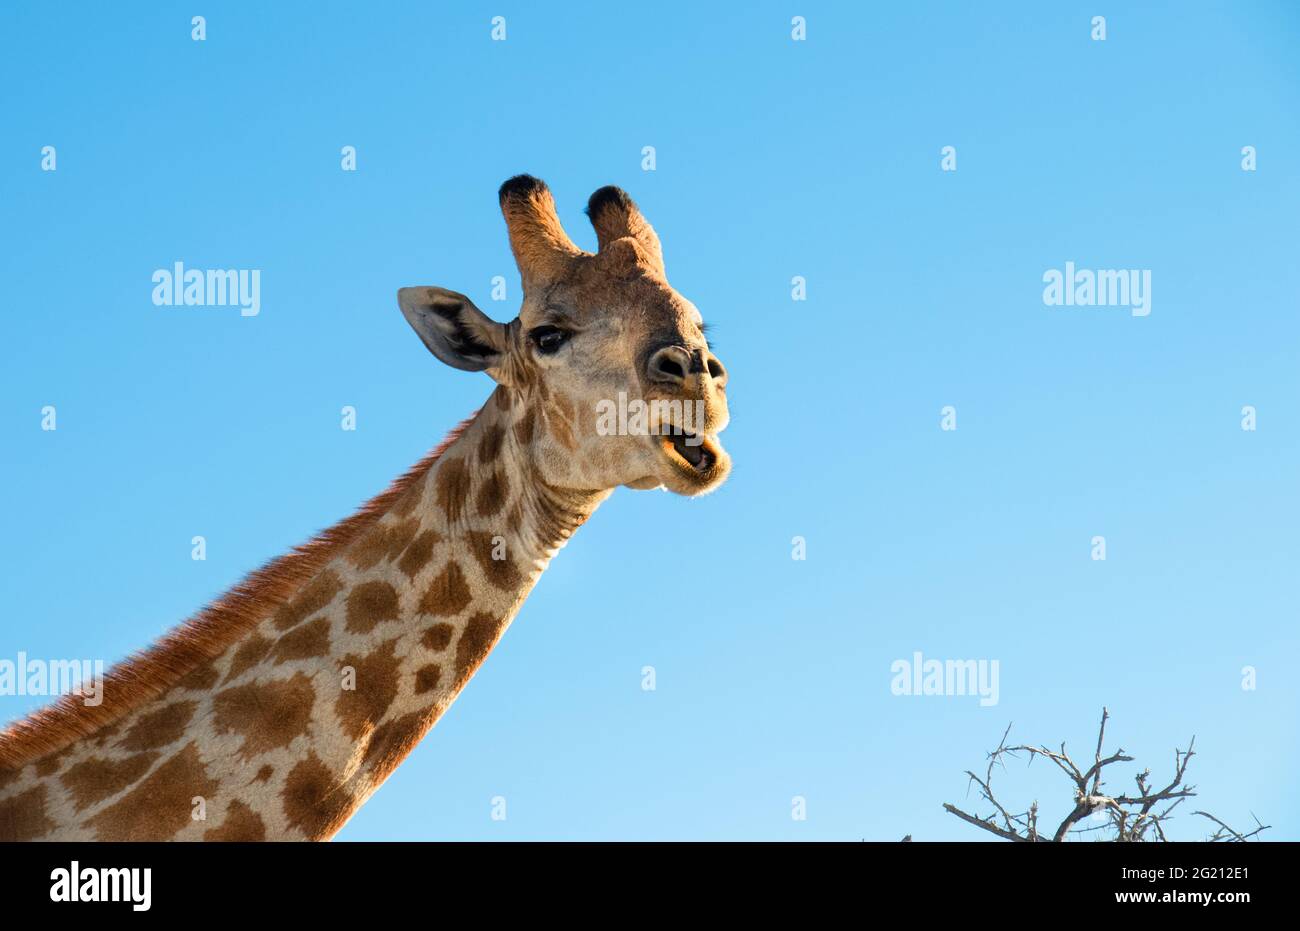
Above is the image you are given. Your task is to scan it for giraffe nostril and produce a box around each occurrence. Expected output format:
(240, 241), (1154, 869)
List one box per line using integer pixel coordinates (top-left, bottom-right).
(706, 357), (725, 381)
(657, 357), (685, 378)
(648, 346), (691, 384)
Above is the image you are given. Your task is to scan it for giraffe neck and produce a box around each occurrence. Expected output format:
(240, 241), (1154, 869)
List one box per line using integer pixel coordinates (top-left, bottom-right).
(0, 386), (608, 840)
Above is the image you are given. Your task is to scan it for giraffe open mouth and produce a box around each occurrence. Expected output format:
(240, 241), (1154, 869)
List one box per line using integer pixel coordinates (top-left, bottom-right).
(662, 430), (718, 473)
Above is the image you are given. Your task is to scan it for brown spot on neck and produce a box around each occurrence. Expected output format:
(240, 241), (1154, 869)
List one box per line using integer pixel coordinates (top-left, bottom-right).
(414, 665), (442, 694)
(475, 468), (509, 518)
(513, 408), (536, 446)
(344, 580), (400, 635)
(334, 640), (401, 740)
(398, 529), (442, 579)
(272, 616), (332, 664)
(435, 458), (473, 525)
(467, 531), (524, 590)
(87, 742), (218, 841)
(417, 561), (472, 617)
(225, 634), (274, 683)
(213, 673), (317, 759)
(421, 623), (455, 652)
(61, 752), (161, 811)
(118, 700), (198, 752)
(0, 785), (55, 841)
(204, 799), (267, 841)
(477, 423), (506, 464)
(453, 611), (508, 689)
(361, 709), (439, 785)
(282, 752), (355, 840)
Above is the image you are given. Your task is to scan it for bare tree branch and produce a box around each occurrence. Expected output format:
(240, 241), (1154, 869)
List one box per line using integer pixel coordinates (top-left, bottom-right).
(942, 803), (1033, 842)
(1194, 810), (1271, 842)
(941, 710), (1268, 842)
(1090, 706), (1109, 796)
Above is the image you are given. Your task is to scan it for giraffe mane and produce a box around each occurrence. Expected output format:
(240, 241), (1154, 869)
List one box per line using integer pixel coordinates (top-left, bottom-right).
(0, 414), (478, 771)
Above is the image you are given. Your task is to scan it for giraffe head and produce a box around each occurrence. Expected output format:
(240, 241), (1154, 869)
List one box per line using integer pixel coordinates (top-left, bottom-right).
(399, 175), (731, 497)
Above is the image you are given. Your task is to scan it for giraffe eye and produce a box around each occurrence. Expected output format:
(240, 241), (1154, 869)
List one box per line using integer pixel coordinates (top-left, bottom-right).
(530, 326), (569, 355)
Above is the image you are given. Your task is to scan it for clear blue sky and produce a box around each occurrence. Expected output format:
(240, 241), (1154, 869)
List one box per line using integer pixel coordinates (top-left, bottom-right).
(3, 1), (1297, 841)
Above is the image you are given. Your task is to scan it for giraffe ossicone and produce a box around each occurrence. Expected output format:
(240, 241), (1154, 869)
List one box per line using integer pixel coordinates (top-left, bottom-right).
(0, 176), (731, 841)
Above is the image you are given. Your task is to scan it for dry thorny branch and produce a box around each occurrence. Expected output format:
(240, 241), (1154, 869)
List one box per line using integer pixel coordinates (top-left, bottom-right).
(942, 708), (1270, 842)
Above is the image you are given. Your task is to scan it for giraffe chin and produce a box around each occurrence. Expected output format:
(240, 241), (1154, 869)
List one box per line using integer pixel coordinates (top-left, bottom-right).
(655, 432), (730, 496)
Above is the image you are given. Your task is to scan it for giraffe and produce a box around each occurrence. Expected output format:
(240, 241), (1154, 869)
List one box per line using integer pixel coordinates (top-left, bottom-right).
(0, 176), (731, 841)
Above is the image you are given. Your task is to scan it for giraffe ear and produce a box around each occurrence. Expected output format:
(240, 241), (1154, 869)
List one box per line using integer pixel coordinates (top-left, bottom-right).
(398, 287), (509, 375)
